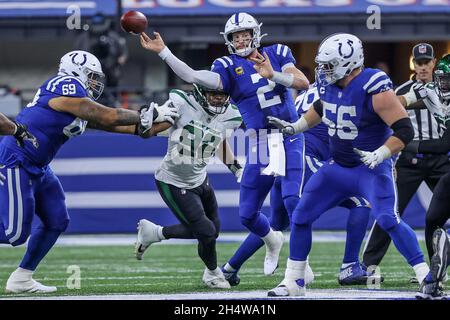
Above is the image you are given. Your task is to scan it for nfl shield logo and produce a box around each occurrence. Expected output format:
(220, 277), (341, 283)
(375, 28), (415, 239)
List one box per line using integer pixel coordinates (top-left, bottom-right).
(418, 45), (427, 54)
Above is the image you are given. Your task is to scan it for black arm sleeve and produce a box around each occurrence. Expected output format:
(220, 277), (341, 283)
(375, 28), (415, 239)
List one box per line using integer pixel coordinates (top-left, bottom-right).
(313, 99), (323, 117)
(391, 117), (414, 146)
(417, 124), (450, 154)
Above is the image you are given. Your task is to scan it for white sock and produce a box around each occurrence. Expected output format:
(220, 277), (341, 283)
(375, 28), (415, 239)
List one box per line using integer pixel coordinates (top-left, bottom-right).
(262, 229), (276, 246)
(12, 267), (34, 280)
(285, 258), (306, 280)
(158, 226), (166, 240)
(223, 263), (236, 273)
(413, 262), (430, 284)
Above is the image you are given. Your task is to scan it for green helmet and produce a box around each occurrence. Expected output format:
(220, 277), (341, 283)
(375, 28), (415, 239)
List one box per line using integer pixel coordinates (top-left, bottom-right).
(192, 84), (230, 115)
(434, 54), (450, 101)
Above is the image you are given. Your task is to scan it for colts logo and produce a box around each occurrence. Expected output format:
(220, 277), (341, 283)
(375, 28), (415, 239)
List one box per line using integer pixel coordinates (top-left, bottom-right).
(338, 40), (354, 59)
(69, 52), (87, 66)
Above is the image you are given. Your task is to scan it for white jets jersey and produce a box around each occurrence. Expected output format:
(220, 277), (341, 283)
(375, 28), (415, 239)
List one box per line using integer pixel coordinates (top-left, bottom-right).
(422, 82), (450, 128)
(155, 89), (242, 189)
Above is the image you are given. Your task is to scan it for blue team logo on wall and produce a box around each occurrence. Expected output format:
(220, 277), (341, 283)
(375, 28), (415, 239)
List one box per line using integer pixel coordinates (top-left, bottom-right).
(338, 40), (354, 59)
(69, 52), (87, 66)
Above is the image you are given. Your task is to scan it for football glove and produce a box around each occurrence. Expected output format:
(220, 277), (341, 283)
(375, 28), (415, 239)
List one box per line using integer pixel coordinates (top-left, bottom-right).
(13, 121), (39, 149)
(235, 168), (243, 183)
(136, 103), (155, 135)
(353, 146), (391, 169)
(267, 116), (295, 135)
(153, 100), (179, 125)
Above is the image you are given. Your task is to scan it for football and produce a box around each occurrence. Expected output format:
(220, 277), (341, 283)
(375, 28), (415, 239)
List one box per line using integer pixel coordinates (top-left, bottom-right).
(120, 10), (148, 35)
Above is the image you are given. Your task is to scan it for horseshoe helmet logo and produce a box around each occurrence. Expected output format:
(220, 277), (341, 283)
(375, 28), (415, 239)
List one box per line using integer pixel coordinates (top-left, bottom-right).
(69, 52), (87, 66)
(338, 40), (354, 59)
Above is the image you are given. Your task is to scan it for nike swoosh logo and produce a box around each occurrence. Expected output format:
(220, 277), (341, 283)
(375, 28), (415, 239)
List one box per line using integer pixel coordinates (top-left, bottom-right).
(289, 138), (299, 143)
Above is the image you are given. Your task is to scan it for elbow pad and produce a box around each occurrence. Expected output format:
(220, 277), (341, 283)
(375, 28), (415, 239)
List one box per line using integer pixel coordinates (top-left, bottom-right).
(391, 118), (414, 145)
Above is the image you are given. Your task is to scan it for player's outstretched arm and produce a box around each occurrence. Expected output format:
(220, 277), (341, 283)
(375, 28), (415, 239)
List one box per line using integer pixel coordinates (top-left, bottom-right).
(217, 139), (243, 183)
(0, 112), (17, 135)
(355, 90), (414, 169)
(140, 32), (222, 90)
(49, 96), (142, 127)
(249, 52), (309, 90)
(404, 122), (450, 154)
(0, 112), (39, 148)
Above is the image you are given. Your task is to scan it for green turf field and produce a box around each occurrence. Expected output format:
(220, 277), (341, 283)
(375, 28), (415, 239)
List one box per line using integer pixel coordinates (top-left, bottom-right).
(0, 240), (426, 298)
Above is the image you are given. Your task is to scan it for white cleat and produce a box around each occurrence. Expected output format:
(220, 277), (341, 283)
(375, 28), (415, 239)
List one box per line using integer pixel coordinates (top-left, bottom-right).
(267, 278), (306, 297)
(202, 267), (231, 289)
(135, 219), (162, 260)
(5, 270), (57, 294)
(305, 263), (315, 285)
(264, 231), (284, 276)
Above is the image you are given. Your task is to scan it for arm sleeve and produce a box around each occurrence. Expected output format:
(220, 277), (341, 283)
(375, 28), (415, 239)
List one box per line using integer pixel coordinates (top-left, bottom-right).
(159, 47), (221, 90)
(418, 126), (450, 154)
(273, 44), (296, 69)
(312, 99), (324, 117)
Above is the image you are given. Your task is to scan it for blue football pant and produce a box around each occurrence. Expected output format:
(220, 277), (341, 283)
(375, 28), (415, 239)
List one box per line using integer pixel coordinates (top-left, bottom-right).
(0, 165), (69, 270)
(290, 159), (424, 267)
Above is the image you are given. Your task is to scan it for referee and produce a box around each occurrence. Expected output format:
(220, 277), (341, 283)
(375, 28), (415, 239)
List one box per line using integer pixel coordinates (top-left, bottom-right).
(363, 43), (450, 276)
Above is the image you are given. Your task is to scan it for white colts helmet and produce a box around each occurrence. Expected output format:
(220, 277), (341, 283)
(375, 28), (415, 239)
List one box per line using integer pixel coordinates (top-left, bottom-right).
(58, 50), (105, 100)
(315, 33), (364, 86)
(221, 12), (266, 57)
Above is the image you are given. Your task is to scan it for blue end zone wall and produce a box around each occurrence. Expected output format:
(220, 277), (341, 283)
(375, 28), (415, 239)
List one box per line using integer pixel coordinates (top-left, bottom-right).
(3, 132), (430, 233)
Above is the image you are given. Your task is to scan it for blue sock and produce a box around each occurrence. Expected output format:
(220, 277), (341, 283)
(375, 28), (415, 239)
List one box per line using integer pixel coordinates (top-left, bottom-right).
(0, 222), (9, 244)
(241, 212), (271, 238)
(290, 222), (312, 261)
(343, 207), (370, 263)
(388, 220), (424, 267)
(19, 227), (61, 271)
(228, 233), (264, 270)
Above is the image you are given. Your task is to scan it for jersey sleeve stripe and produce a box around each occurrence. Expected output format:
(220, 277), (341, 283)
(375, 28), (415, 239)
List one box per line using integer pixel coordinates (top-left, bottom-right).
(362, 71), (387, 90)
(276, 44), (282, 55)
(282, 45), (289, 57)
(45, 76), (62, 91)
(395, 80), (414, 95)
(51, 76), (72, 92)
(367, 79), (392, 93)
(216, 58), (228, 68)
(224, 56), (233, 66)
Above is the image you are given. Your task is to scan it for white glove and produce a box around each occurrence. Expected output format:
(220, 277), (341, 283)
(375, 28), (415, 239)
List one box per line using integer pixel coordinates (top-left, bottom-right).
(267, 116), (295, 135)
(235, 168), (243, 183)
(353, 146), (391, 169)
(139, 103), (155, 134)
(154, 100), (180, 125)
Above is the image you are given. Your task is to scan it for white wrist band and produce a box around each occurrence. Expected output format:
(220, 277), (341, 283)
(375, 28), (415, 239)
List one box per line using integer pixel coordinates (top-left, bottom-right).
(402, 90), (418, 107)
(158, 46), (172, 60)
(377, 145), (392, 160)
(292, 117), (309, 133)
(270, 71), (294, 88)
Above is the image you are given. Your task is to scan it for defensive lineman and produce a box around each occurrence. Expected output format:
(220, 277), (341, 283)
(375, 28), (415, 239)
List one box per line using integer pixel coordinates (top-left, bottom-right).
(135, 84), (243, 289)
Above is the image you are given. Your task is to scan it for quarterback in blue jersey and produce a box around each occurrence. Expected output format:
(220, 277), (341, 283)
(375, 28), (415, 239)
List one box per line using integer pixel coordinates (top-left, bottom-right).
(267, 33), (445, 299)
(139, 12), (310, 275)
(221, 85), (373, 287)
(0, 50), (178, 294)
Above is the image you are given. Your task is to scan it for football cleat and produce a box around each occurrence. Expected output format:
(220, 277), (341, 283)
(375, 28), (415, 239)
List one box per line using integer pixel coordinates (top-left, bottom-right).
(264, 231), (284, 276)
(202, 268), (231, 289)
(221, 265), (240, 286)
(305, 263), (315, 286)
(267, 278), (306, 297)
(430, 228), (449, 283)
(134, 219), (162, 260)
(5, 270), (57, 294)
(338, 262), (369, 286)
(416, 274), (447, 300)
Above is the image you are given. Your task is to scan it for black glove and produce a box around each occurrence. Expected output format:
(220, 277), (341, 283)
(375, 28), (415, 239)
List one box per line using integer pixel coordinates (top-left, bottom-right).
(13, 121), (39, 149)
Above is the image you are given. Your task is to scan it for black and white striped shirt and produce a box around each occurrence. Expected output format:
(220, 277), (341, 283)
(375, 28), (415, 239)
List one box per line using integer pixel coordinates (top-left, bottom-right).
(395, 79), (444, 141)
